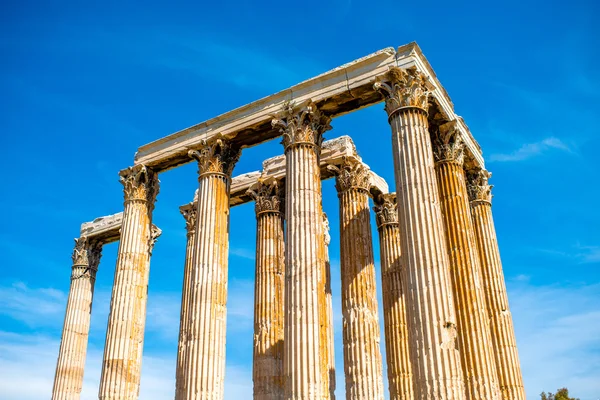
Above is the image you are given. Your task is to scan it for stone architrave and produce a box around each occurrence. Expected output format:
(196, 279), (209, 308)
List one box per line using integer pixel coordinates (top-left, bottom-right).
(467, 169), (526, 400)
(52, 237), (102, 400)
(176, 138), (240, 400)
(247, 180), (286, 400)
(322, 213), (336, 400)
(432, 121), (500, 399)
(175, 194), (198, 399)
(374, 67), (465, 399)
(272, 100), (332, 399)
(328, 159), (384, 400)
(373, 194), (413, 400)
(99, 165), (160, 400)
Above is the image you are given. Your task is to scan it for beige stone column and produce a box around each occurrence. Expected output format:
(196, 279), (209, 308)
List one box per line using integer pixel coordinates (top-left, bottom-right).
(432, 121), (500, 399)
(272, 100), (331, 399)
(247, 180), (285, 400)
(374, 67), (465, 399)
(176, 138), (240, 400)
(373, 194), (413, 400)
(52, 237), (102, 400)
(322, 213), (336, 400)
(175, 195), (198, 399)
(467, 169), (525, 400)
(99, 165), (160, 400)
(329, 159), (384, 400)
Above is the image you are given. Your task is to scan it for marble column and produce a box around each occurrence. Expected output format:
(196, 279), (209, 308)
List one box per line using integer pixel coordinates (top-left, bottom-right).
(175, 195), (198, 399)
(373, 194), (413, 400)
(272, 100), (331, 399)
(176, 138), (240, 400)
(52, 237), (102, 400)
(322, 213), (336, 400)
(467, 169), (525, 400)
(329, 159), (384, 400)
(374, 67), (465, 399)
(247, 180), (285, 400)
(432, 121), (500, 399)
(99, 165), (160, 400)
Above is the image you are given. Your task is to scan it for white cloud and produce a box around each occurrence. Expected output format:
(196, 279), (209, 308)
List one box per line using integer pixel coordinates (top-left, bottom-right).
(489, 137), (573, 162)
(509, 280), (600, 399)
(0, 282), (66, 328)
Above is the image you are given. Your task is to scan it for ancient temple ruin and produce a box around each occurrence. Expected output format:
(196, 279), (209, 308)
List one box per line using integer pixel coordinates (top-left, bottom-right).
(52, 42), (525, 400)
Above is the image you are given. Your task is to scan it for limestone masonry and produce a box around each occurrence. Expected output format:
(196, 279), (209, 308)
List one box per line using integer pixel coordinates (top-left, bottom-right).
(52, 42), (525, 400)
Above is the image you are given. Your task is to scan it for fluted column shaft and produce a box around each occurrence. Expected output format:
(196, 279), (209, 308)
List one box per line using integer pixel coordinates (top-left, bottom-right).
(177, 139), (239, 400)
(272, 100), (331, 399)
(52, 238), (102, 400)
(248, 181), (285, 400)
(331, 161), (383, 400)
(99, 165), (160, 400)
(433, 127), (500, 399)
(375, 67), (465, 399)
(175, 200), (198, 398)
(374, 194), (413, 400)
(468, 171), (525, 400)
(322, 214), (336, 400)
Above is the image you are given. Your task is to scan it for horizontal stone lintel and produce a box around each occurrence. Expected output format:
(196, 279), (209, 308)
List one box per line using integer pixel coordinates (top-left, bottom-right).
(134, 42), (484, 172)
(79, 213), (160, 245)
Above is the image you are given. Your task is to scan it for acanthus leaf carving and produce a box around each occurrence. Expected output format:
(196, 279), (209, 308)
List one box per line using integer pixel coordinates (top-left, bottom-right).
(71, 237), (102, 280)
(271, 100), (332, 152)
(374, 193), (398, 228)
(467, 168), (493, 203)
(327, 157), (371, 194)
(247, 179), (284, 215)
(323, 212), (331, 246)
(374, 66), (431, 115)
(188, 137), (241, 178)
(432, 119), (465, 165)
(119, 165), (160, 209)
(72, 237), (89, 266)
(180, 203), (198, 236)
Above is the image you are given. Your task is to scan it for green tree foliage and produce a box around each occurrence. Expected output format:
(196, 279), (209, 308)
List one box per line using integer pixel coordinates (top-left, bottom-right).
(540, 388), (579, 400)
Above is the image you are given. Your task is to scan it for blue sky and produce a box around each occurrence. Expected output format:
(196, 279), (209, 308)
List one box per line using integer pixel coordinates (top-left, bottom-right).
(1, 1), (599, 399)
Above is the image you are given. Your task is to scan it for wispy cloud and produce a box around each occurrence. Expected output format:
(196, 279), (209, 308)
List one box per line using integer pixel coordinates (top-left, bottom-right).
(489, 137), (574, 162)
(230, 247), (255, 260)
(509, 280), (600, 399)
(0, 282), (66, 328)
(533, 243), (600, 265)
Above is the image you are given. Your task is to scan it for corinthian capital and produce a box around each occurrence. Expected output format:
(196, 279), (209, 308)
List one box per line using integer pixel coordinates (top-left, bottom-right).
(180, 202), (197, 236)
(373, 193), (398, 228)
(72, 237), (89, 266)
(189, 137), (241, 178)
(432, 120), (465, 165)
(271, 100), (332, 152)
(120, 165), (160, 206)
(467, 168), (493, 204)
(374, 66), (430, 115)
(71, 237), (102, 279)
(327, 158), (371, 194)
(247, 179), (284, 215)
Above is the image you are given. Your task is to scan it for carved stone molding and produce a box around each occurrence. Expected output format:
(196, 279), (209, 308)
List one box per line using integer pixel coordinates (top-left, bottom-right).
(72, 237), (89, 266)
(374, 193), (398, 228)
(180, 203), (197, 236)
(87, 240), (103, 272)
(432, 120), (465, 165)
(271, 100), (332, 152)
(374, 66), (430, 116)
(246, 179), (284, 215)
(149, 225), (162, 255)
(467, 168), (493, 204)
(188, 137), (241, 178)
(327, 158), (371, 194)
(119, 165), (160, 207)
(71, 237), (102, 279)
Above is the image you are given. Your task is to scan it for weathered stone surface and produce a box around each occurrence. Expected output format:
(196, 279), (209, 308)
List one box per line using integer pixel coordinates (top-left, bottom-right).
(247, 180), (285, 400)
(433, 121), (500, 399)
(330, 159), (384, 400)
(273, 101), (331, 399)
(99, 165), (160, 400)
(52, 238), (102, 400)
(176, 138), (240, 399)
(322, 213), (336, 400)
(373, 193), (413, 400)
(467, 170), (525, 400)
(80, 212), (123, 244)
(134, 43), (482, 171)
(375, 68), (465, 399)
